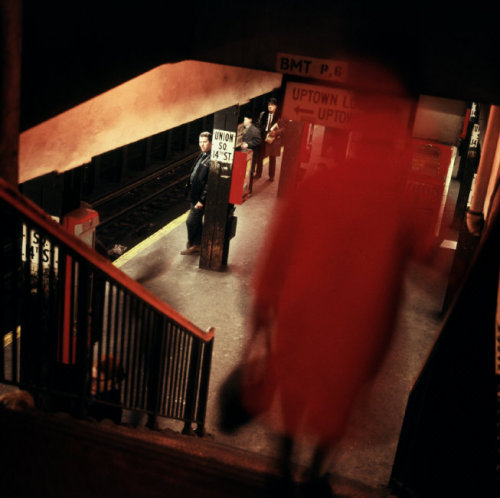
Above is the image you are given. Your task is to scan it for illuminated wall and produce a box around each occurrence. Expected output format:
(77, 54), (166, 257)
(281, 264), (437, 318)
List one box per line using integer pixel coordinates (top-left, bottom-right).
(19, 60), (282, 183)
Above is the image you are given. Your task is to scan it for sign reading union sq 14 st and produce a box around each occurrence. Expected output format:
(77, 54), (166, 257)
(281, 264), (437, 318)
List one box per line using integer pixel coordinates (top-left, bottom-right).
(211, 129), (236, 164)
(281, 81), (355, 128)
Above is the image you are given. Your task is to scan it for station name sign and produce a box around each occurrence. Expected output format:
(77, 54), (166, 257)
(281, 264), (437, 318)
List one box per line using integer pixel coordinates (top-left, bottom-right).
(211, 129), (236, 164)
(282, 81), (355, 128)
(276, 53), (348, 83)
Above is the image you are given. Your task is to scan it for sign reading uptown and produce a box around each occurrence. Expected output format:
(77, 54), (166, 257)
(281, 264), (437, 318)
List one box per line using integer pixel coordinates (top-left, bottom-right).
(281, 81), (355, 128)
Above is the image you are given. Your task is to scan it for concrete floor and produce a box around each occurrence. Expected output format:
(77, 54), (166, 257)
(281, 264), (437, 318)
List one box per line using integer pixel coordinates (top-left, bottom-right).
(115, 157), (458, 495)
(0, 151), (459, 496)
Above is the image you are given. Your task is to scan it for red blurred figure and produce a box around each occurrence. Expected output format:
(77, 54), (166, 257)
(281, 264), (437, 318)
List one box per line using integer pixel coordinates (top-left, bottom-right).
(241, 63), (441, 495)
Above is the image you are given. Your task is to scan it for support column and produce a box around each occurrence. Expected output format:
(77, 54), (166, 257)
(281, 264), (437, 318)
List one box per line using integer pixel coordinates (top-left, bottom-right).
(466, 105), (500, 235)
(0, 0), (22, 186)
(278, 120), (304, 198)
(443, 103), (483, 312)
(452, 102), (480, 227)
(199, 106), (239, 271)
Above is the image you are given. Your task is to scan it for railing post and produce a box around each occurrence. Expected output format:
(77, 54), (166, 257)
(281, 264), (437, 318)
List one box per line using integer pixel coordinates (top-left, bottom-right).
(182, 338), (202, 435)
(194, 337), (214, 437)
(145, 313), (164, 430)
(1, 213), (23, 384)
(19, 223), (51, 391)
(74, 260), (93, 418)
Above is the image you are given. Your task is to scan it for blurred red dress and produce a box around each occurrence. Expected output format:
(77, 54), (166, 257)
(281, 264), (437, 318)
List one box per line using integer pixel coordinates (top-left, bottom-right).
(242, 84), (439, 445)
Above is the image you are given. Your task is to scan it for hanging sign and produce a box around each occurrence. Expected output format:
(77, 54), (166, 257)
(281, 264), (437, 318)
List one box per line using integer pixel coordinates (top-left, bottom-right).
(21, 218), (60, 275)
(277, 53), (348, 83)
(282, 81), (355, 128)
(211, 129), (236, 164)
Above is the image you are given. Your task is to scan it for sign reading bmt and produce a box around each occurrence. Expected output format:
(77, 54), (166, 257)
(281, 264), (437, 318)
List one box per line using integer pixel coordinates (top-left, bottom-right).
(277, 53), (348, 83)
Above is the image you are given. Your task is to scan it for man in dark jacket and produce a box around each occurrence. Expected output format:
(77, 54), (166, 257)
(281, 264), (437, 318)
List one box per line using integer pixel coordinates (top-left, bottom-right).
(241, 115), (262, 152)
(240, 115), (262, 181)
(181, 131), (212, 255)
(255, 97), (285, 181)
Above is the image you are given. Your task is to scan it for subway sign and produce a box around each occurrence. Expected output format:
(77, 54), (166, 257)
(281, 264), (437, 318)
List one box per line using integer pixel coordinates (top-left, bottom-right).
(276, 53), (348, 83)
(281, 81), (355, 128)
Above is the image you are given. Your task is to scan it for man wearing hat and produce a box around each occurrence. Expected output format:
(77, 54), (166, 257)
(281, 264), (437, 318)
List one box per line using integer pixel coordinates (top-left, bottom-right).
(255, 97), (285, 182)
(241, 115), (262, 152)
(240, 115), (262, 182)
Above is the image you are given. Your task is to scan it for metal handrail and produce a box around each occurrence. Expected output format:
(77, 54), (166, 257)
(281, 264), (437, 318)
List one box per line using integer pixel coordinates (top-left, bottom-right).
(0, 178), (213, 342)
(0, 177), (214, 434)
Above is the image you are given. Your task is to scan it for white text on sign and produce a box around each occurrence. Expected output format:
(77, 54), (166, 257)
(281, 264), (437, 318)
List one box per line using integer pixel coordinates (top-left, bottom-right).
(282, 81), (355, 128)
(22, 223), (60, 276)
(211, 129), (236, 164)
(277, 53), (348, 83)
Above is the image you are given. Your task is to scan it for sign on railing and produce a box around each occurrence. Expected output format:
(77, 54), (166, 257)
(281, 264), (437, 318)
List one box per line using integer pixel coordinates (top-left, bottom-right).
(21, 220), (60, 276)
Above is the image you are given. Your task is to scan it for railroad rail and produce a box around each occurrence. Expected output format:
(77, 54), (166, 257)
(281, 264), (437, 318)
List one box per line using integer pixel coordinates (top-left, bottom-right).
(90, 152), (198, 257)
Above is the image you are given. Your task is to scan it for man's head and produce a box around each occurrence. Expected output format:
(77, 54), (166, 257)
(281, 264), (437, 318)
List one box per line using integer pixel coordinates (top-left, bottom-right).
(199, 131), (212, 153)
(268, 98), (278, 113)
(243, 116), (253, 128)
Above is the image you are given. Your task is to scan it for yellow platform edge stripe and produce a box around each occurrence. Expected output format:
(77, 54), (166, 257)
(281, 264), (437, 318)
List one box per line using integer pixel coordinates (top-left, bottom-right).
(113, 210), (189, 268)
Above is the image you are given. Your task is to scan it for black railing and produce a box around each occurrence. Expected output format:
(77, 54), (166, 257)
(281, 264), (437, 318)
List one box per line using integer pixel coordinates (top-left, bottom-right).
(0, 178), (214, 435)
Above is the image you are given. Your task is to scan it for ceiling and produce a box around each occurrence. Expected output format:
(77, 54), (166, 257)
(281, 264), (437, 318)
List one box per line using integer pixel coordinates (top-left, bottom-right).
(20, 0), (500, 131)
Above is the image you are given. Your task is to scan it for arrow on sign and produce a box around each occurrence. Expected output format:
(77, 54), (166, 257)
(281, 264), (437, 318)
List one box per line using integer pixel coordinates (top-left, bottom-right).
(294, 106), (314, 115)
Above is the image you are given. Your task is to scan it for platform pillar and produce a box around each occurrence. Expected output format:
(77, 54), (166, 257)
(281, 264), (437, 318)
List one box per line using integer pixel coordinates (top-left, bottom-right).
(199, 105), (239, 271)
(0, 0), (22, 186)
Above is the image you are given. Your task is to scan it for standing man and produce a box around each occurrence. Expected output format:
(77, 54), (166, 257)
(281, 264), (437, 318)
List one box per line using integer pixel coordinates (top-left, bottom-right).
(240, 115), (262, 153)
(181, 131), (212, 255)
(255, 97), (285, 182)
(240, 114), (262, 183)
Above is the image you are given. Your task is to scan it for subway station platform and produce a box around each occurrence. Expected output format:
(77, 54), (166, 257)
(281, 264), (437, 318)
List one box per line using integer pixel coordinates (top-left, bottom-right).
(113, 156), (458, 496)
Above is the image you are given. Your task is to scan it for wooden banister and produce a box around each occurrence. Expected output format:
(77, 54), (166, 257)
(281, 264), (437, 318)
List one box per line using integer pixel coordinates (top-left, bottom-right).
(0, 177), (214, 342)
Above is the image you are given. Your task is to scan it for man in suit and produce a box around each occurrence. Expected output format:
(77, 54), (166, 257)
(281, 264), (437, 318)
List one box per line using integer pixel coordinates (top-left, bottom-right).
(240, 115), (262, 186)
(181, 131), (212, 255)
(240, 115), (262, 152)
(255, 97), (285, 182)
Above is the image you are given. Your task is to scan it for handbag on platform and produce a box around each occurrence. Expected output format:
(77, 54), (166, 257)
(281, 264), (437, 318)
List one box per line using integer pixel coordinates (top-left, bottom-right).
(217, 330), (272, 434)
(217, 362), (256, 433)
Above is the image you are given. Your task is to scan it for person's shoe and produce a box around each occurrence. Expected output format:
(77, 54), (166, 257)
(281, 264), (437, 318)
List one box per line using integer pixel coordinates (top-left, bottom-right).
(107, 244), (127, 256)
(269, 177), (274, 182)
(180, 245), (201, 255)
(300, 474), (336, 497)
(253, 174), (261, 179)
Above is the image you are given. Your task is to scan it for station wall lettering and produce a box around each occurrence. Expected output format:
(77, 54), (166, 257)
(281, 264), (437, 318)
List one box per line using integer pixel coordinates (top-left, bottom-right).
(276, 52), (348, 83)
(211, 129), (236, 164)
(282, 81), (356, 127)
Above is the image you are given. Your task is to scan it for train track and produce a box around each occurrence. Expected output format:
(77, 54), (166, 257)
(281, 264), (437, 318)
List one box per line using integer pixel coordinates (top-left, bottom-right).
(91, 153), (198, 258)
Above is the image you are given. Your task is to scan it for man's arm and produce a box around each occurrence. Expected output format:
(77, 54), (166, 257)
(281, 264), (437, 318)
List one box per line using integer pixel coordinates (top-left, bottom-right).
(246, 127), (262, 148)
(197, 158), (210, 206)
(268, 119), (285, 138)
